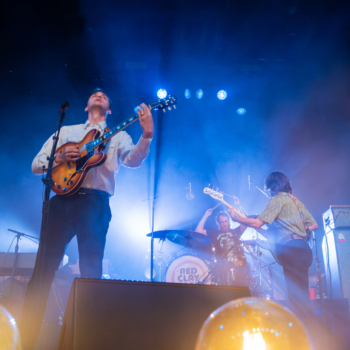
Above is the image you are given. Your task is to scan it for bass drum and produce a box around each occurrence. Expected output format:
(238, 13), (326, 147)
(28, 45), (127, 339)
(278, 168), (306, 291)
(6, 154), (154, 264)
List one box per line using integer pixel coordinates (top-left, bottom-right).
(165, 255), (211, 285)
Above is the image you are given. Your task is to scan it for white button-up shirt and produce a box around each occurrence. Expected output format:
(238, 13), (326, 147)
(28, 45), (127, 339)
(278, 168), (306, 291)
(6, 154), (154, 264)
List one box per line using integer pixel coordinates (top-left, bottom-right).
(32, 120), (152, 196)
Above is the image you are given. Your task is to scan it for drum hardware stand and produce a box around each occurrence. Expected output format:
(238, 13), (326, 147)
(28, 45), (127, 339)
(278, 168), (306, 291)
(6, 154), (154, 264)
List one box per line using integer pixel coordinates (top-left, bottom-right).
(242, 241), (264, 296)
(6, 229), (39, 305)
(243, 240), (279, 299)
(260, 262), (277, 299)
(197, 268), (213, 285)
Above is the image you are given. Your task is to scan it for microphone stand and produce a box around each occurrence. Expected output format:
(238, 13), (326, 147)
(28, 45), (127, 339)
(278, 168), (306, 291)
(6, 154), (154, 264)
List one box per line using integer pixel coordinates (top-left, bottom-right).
(28, 103), (68, 320)
(7, 229), (39, 304)
(150, 196), (156, 282)
(250, 181), (271, 199)
(142, 196), (157, 282)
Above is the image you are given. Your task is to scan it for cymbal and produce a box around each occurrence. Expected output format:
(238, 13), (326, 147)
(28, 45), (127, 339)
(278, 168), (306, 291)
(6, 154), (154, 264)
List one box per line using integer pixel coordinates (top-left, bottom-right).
(146, 231), (168, 239)
(166, 230), (211, 248)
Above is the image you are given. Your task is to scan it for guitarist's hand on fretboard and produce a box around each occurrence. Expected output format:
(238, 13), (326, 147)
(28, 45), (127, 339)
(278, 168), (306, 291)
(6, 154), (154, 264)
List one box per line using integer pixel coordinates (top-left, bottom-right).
(137, 103), (154, 139)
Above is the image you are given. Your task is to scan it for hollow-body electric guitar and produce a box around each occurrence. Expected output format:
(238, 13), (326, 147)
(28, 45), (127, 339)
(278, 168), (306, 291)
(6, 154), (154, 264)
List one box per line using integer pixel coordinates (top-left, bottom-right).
(203, 187), (284, 265)
(51, 96), (177, 196)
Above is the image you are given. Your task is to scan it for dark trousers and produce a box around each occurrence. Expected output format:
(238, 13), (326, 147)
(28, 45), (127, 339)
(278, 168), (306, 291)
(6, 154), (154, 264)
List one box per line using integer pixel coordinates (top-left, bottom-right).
(20, 191), (112, 350)
(277, 239), (313, 319)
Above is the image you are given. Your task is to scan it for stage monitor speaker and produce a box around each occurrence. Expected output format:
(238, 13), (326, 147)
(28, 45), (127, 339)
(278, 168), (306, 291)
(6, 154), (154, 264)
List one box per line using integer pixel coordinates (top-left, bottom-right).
(58, 278), (250, 350)
(322, 229), (350, 305)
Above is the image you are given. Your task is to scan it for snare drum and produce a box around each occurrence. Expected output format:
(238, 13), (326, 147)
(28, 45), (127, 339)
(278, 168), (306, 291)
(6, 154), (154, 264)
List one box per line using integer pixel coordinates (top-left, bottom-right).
(165, 255), (211, 284)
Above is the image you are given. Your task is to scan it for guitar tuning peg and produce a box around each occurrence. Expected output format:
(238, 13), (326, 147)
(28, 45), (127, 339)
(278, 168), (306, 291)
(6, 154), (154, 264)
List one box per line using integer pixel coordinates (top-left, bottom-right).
(163, 109), (166, 113)
(173, 105), (176, 109)
(168, 107), (171, 110)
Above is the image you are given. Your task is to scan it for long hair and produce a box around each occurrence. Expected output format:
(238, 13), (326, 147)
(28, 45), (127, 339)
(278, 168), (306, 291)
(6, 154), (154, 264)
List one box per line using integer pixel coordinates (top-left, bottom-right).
(264, 171), (292, 196)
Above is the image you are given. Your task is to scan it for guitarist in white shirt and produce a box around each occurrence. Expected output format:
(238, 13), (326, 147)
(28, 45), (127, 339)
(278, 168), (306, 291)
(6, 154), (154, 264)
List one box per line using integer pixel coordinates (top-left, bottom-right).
(20, 88), (154, 350)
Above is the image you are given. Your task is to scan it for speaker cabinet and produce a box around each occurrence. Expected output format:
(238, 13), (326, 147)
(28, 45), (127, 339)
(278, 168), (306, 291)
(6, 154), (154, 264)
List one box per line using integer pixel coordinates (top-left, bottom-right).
(58, 278), (250, 350)
(322, 229), (350, 303)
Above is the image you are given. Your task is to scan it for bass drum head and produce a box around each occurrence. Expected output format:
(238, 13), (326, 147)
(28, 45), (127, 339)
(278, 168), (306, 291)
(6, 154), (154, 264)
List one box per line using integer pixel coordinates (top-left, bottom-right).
(165, 255), (211, 284)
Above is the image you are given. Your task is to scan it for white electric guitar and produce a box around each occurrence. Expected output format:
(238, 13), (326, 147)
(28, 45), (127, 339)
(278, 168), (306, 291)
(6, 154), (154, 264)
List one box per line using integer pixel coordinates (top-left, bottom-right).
(203, 187), (283, 265)
(203, 187), (247, 218)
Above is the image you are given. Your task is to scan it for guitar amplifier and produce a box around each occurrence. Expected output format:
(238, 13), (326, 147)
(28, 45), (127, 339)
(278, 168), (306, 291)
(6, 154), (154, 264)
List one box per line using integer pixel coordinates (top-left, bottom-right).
(322, 228), (350, 306)
(323, 205), (350, 231)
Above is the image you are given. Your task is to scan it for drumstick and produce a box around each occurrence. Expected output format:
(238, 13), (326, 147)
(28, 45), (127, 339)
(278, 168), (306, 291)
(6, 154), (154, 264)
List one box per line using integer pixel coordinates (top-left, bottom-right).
(212, 203), (222, 210)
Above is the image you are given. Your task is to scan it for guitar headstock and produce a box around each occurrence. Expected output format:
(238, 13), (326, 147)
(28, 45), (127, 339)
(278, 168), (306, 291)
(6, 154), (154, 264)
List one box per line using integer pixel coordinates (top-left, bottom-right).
(149, 95), (177, 112)
(203, 187), (224, 201)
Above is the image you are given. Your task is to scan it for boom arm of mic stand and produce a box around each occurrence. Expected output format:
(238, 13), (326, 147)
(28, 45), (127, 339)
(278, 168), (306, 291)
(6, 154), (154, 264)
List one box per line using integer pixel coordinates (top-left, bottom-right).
(250, 181), (271, 199)
(7, 229), (39, 242)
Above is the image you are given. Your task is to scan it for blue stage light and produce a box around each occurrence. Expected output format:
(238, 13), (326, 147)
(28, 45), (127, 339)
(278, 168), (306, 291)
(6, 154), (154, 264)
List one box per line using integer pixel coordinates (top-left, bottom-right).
(196, 89), (203, 99)
(236, 108), (246, 115)
(184, 89), (191, 99)
(217, 90), (227, 100)
(157, 89), (167, 99)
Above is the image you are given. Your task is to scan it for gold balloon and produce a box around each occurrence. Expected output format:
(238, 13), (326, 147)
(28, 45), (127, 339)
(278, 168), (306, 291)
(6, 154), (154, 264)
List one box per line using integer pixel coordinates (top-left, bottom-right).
(0, 306), (22, 350)
(195, 297), (314, 350)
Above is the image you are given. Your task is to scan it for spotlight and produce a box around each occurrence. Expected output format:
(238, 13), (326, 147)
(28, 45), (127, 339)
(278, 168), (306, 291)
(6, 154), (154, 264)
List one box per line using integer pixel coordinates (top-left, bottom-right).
(157, 89), (167, 99)
(0, 306), (21, 349)
(236, 108), (246, 115)
(184, 89), (191, 99)
(217, 90), (227, 100)
(196, 89), (203, 99)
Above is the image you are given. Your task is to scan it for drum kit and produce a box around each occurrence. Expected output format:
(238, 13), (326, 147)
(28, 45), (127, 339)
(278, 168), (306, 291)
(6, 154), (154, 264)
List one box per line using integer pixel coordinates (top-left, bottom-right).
(146, 229), (278, 298)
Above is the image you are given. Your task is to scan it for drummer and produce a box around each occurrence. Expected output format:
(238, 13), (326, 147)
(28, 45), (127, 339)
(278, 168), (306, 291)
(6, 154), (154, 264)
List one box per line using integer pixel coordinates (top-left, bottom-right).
(195, 199), (250, 287)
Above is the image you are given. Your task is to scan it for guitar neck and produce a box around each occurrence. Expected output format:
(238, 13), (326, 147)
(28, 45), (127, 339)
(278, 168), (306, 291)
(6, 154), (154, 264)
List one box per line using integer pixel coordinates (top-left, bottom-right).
(220, 199), (247, 219)
(85, 97), (176, 153)
(86, 109), (147, 153)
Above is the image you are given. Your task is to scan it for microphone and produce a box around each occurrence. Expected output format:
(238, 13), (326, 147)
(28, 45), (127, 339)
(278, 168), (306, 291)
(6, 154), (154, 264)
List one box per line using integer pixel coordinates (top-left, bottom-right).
(185, 182), (195, 201)
(248, 175), (250, 190)
(60, 101), (70, 112)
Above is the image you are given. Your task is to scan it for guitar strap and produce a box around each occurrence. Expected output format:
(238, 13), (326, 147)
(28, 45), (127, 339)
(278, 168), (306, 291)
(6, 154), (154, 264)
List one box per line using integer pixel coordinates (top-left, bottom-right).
(278, 192), (310, 239)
